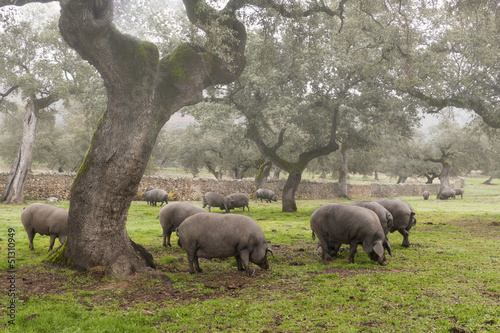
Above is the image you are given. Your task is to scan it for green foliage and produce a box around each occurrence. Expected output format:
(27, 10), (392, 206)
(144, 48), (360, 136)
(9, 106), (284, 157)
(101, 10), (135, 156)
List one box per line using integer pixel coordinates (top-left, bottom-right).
(168, 105), (260, 179)
(1, 176), (498, 332)
(0, 7), (105, 173)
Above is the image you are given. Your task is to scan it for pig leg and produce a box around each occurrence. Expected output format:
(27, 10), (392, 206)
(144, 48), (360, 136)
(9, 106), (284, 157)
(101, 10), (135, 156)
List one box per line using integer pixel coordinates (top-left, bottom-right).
(348, 241), (360, 264)
(162, 230), (167, 247)
(59, 235), (66, 245)
(163, 230), (173, 247)
(235, 255), (245, 271)
(318, 240), (334, 262)
(398, 229), (411, 247)
(193, 255), (202, 273)
(26, 229), (35, 251)
(331, 243), (341, 257)
(187, 251), (202, 274)
(238, 250), (253, 276)
(188, 257), (195, 274)
(49, 234), (56, 251)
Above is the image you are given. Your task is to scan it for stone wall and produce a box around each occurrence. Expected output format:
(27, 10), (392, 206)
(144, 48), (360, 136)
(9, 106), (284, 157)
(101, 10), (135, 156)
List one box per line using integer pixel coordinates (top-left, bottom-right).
(0, 172), (465, 201)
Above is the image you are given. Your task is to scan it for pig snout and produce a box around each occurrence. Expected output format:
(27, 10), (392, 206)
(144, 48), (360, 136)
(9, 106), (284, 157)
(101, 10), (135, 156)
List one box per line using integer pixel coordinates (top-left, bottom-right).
(257, 259), (269, 270)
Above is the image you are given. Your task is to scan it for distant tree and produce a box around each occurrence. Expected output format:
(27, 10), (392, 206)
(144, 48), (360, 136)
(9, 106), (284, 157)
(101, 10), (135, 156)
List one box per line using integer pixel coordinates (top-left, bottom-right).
(398, 1), (500, 128)
(464, 120), (500, 184)
(425, 144), (454, 193)
(0, 12), (101, 203)
(210, 3), (420, 211)
(378, 135), (419, 183)
(0, 12), (59, 203)
(422, 119), (482, 193)
(179, 103), (260, 179)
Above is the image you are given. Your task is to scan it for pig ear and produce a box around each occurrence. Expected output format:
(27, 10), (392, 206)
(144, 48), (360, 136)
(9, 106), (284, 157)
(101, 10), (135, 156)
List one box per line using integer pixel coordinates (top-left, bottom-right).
(384, 240), (392, 257)
(374, 243), (384, 258)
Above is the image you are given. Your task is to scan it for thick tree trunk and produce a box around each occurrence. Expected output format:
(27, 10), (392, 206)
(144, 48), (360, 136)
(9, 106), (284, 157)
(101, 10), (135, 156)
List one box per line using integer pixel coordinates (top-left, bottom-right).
(426, 145), (453, 196)
(255, 161), (272, 193)
(397, 176), (408, 184)
(282, 169), (301, 212)
(338, 143), (349, 199)
(67, 100), (160, 271)
(374, 170), (379, 181)
(1, 99), (38, 204)
(232, 167), (243, 179)
(424, 171), (438, 184)
(55, 0), (247, 273)
(483, 176), (494, 185)
(438, 163), (451, 193)
(205, 162), (221, 180)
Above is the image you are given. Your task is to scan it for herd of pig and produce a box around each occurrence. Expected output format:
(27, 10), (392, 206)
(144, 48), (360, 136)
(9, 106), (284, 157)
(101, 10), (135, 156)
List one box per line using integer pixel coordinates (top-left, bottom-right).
(20, 188), (419, 277)
(423, 187), (464, 200)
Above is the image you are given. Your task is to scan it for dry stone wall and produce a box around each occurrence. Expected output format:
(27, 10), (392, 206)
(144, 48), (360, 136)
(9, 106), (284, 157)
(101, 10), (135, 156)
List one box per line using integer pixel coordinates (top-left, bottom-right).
(0, 172), (465, 202)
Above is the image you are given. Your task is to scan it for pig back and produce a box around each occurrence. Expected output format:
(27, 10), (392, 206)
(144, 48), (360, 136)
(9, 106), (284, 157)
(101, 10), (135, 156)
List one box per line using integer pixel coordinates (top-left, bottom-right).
(177, 213), (267, 258)
(159, 202), (205, 230)
(374, 198), (415, 232)
(349, 201), (393, 234)
(311, 203), (383, 245)
(21, 203), (68, 235)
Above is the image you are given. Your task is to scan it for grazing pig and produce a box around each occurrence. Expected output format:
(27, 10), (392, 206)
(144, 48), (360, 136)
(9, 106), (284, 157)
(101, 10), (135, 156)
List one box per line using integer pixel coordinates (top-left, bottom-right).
(158, 202), (206, 247)
(202, 191), (234, 213)
(310, 203), (392, 265)
(374, 198), (417, 247)
(439, 189), (456, 200)
(422, 191), (430, 200)
(177, 213), (273, 276)
(349, 201), (394, 236)
(144, 189), (169, 206)
(454, 188), (464, 199)
(21, 203), (68, 251)
(227, 193), (250, 211)
(255, 188), (277, 203)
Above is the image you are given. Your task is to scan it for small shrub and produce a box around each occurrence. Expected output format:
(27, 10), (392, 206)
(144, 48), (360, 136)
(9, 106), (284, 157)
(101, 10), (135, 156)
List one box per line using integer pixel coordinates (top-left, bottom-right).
(168, 191), (179, 201)
(133, 189), (145, 201)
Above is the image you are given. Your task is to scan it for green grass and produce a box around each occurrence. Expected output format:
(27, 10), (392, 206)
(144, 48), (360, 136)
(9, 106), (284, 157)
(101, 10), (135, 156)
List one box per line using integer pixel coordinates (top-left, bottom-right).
(0, 176), (499, 332)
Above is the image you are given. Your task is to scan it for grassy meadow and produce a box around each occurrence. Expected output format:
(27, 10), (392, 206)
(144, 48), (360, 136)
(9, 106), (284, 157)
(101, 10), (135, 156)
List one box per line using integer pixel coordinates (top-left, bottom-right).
(0, 176), (499, 332)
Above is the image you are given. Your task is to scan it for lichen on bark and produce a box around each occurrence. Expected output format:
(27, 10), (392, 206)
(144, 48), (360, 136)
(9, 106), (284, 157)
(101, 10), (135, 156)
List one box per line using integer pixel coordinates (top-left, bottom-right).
(44, 240), (75, 268)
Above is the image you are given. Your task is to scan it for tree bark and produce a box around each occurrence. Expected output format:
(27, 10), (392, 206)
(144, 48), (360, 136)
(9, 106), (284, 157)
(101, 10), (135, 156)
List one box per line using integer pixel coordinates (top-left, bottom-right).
(438, 162), (451, 192)
(1, 99), (38, 204)
(424, 172), (438, 184)
(245, 103), (339, 212)
(1, 94), (58, 203)
(425, 145), (453, 195)
(483, 176), (494, 185)
(338, 143), (349, 199)
(55, 0), (247, 272)
(397, 176), (408, 184)
(255, 161), (272, 192)
(281, 169), (301, 212)
(273, 167), (281, 179)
